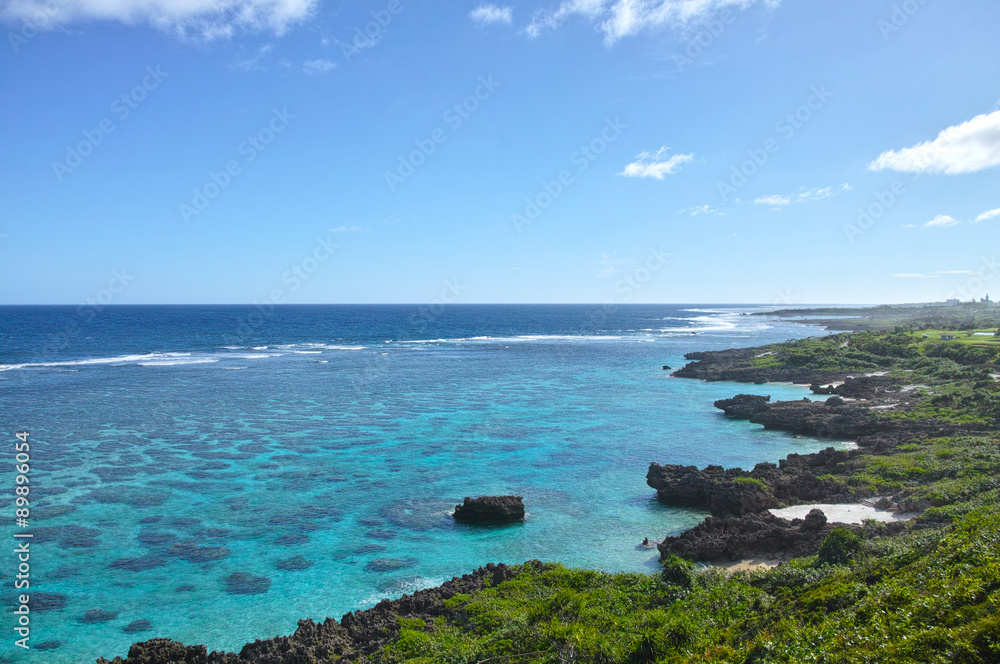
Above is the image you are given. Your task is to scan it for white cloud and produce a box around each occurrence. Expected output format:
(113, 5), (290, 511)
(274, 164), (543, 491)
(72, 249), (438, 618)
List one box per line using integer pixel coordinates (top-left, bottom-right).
(752, 185), (843, 207)
(753, 194), (791, 207)
(302, 58), (335, 74)
(0, 0), (315, 38)
(620, 147), (693, 179)
(470, 4), (513, 25)
(936, 270), (977, 275)
(330, 225), (364, 232)
(525, 0), (606, 37)
(797, 186), (834, 201)
(868, 110), (1000, 175)
(526, 0), (775, 45)
(893, 273), (939, 279)
(975, 207), (1000, 223)
(684, 204), (718, 216)
(923, 214), (960, 228)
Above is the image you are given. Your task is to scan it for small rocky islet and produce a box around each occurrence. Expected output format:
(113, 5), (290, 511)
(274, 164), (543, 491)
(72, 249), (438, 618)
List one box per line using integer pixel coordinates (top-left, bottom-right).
(452, 495), (526, 524)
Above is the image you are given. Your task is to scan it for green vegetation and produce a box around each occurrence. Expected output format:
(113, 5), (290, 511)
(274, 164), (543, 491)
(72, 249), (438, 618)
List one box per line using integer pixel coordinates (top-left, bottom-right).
(762, 302), (1000, 332)
(732, 476), (770, 491)
(374, 327), (1000, 663)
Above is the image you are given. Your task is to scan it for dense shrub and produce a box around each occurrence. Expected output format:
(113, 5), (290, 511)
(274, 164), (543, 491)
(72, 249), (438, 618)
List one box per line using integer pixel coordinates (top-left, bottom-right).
(818, 528), (863, 565)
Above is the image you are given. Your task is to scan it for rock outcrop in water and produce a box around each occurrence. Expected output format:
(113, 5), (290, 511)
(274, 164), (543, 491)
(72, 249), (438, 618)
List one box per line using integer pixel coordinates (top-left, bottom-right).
(656, 510), (886, 561)
(647, 444), (860, 520)
(672, 347), (844, 385)
(452, 495), (525, 523)
(714, 393), (881, 437)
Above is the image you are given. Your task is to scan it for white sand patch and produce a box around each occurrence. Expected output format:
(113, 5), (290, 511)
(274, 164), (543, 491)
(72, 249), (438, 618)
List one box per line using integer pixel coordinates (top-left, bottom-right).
(769, 504), (913, 524)
(717, 557), (787, 573)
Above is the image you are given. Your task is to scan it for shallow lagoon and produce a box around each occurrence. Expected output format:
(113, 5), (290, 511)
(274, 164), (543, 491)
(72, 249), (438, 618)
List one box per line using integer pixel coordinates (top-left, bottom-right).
(0, 305), (843, 662)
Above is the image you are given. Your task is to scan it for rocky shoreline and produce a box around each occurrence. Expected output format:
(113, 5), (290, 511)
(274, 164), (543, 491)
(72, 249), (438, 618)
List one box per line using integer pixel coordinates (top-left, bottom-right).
(101, 334), (979, 663)
(97, 562), (537, 664)
(648, 348), (976, 565)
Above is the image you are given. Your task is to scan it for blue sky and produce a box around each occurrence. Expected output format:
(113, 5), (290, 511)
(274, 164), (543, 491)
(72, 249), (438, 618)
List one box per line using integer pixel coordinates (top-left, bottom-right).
(1, 0), (998, 305)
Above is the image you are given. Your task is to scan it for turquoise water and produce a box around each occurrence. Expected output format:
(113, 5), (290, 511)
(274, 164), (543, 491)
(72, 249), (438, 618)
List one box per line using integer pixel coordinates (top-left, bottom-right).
(0, 305), (841, 662)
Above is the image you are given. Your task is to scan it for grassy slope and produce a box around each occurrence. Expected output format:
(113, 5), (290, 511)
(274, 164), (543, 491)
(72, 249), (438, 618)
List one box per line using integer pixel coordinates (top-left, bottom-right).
(375, 330), (1000, 664)
(761, 303), (1000, 332)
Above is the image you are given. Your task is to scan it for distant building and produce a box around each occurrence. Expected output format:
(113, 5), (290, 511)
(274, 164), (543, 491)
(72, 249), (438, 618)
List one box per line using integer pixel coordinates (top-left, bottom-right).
(940, 334), (956, 341)
(945, 299), (961, 306)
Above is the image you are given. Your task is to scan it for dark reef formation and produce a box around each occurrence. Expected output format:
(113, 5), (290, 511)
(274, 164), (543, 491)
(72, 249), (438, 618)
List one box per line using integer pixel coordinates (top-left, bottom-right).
(713, 393), (881, 437)
(452, 495), (525, 523)
(671, 347), (846, 384)
(647, 444), (859, 519)
(648, 348), (977, 564)
(658, 510), (869, 561)
(96, 562), (532, 664)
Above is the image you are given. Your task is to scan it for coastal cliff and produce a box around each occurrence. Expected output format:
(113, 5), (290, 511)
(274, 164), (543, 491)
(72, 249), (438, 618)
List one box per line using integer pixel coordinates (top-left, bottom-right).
(97, 563), (532, 664)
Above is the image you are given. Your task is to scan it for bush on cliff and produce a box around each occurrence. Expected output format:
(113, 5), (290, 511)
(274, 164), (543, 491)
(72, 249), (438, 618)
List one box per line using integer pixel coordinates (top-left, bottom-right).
(659, 555), (694, 588)
(818, 528), (863, 565)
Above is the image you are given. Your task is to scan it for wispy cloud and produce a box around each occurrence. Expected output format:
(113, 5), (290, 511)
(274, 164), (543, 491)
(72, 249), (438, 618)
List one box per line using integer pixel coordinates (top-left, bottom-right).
(232, 43), (274, 70)
(975, 207), (1000, 223)
(620, 147), (693, 179)
(0, 0), (317, 39)
(752, 184), (846, 207)
(596, 251), (630, 277)
(302, 58), (335, 74)
(330, 225), (364, 232)
(683, 204), (719, 216)
(470, 4), (513, 25)
(923, 214), (960, 228)
(869, 110), (1000, 175)
(753, 194), (792, 207)
(526, 0), (779, 45)
(936, 270), (978, 275)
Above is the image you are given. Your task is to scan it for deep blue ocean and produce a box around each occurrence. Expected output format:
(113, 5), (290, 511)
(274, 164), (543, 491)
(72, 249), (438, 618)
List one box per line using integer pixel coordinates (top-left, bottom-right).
(0, 305), (842, 663)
